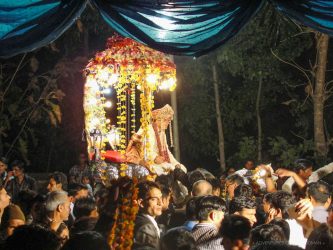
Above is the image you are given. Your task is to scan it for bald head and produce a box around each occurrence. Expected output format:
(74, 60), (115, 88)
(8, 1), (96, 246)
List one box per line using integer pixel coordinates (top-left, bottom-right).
(192, 180), (212, 197)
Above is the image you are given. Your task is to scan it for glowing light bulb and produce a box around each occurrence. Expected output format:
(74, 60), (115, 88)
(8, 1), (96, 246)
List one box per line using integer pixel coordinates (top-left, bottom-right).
(146, 74), (158, 85)
(86, 78), (99, 91)
(107, 127), (120, 148)
(102, 88), (112, 94)
(89, 98), (98, 105)
(108, 74), (119, 85)
(99, 70), (109, 82)
(91, 118), (100, 127)
(104, 101), (112, 108)
(160, 78), (176, 90)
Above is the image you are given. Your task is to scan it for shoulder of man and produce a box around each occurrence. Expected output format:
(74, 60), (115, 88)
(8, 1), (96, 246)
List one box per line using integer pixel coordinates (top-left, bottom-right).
(134, 215), (159, 248)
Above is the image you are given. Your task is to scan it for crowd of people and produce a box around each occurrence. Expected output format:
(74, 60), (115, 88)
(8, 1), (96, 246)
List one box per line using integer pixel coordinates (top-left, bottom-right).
(0, 154), (332, 250)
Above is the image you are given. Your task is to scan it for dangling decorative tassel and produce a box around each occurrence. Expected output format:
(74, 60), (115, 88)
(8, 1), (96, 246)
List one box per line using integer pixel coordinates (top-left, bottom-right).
(169, 121), (174, 148)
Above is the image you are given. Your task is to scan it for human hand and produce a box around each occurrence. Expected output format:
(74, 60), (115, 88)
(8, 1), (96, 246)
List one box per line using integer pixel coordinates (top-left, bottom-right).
(154, 156), (165, 164)
(258, 164), (274, 178)
(5, 171), (14, 181)
(275, 168), (294, 178)
(288, 198), (313, 222)
(175, 164), (181, 169)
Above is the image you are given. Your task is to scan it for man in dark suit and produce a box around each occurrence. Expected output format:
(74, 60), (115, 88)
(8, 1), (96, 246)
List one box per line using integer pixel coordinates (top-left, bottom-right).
(133, 181), (163, 249)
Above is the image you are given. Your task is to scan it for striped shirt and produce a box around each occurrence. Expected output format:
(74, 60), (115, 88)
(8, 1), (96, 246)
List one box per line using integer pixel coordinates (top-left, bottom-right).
(192, 223), (224, 250)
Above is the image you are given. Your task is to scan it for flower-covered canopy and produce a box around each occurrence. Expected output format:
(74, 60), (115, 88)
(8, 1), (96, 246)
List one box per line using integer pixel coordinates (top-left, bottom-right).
(84, 35), (176, 160)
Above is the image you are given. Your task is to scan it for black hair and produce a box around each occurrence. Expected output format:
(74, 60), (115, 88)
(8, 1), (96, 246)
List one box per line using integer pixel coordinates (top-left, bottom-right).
(49, 172), (68, 190)
(160, 228), (197, 250)
(229, 196), (256, 214)
(187, 170), (206, 190)
(294, 159), (313, 173)
(207, 178), (221, 191)
(307, 181), (331, 204)
(306, 223), (333, 250)
(155, 174), (174, 188)
(195, 195), (226, 221)
(62, 231), (110, 250)
(250, 224), (287, 247)
(226, 174), (244, 185)
(137, 180), (160, 200)
(16, 189), (38, 217)
(4, 224), (61, 250)
(263, 193), (273, 204)
(173, 168), (190, 188)
(185, 197), (198, 221)
(0, 157), (8, 165)
(251, 242), (303, 250)
(68, 183), (88, 197)
(270, 191), (295, 219)
(234, 184), (253, 198)
(269, 218), (290, 241)
(73, 197), (97, 219)
(220, 215), (251, 244)
(11, 160), (25, 171)
(70, 217), (98, 236)
(157, 183), (171, 199)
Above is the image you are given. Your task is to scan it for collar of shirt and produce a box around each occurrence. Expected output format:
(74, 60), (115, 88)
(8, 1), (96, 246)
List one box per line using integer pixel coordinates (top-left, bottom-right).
(143, 214), (160, 238)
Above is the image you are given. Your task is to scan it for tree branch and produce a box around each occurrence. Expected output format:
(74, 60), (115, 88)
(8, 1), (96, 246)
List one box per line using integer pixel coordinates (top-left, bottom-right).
(5, 78), (51, 158)
(1, 54), (27, 111)
(290, 130), (308, 141)
(271, 49), (314, 95)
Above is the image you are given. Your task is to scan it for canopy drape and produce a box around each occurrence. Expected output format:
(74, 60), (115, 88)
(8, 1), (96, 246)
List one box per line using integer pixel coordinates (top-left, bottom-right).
(0, 0), (87, 58)
(0, 0), (333, 57)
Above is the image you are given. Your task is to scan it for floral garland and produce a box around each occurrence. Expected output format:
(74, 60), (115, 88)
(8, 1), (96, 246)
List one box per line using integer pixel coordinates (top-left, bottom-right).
(108, 177), (139, 250)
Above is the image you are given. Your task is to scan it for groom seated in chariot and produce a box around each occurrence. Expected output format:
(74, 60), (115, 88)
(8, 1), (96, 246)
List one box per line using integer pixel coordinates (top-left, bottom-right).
(125, 104), (187, 176)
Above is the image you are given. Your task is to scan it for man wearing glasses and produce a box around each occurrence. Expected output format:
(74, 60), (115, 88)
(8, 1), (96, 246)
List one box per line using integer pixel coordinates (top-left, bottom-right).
(133, 181), (163, 249)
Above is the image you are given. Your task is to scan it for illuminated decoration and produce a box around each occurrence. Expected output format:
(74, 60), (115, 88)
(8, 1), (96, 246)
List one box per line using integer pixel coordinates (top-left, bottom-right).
(84, 34), (176, 168)
(84, 35), (176, 250)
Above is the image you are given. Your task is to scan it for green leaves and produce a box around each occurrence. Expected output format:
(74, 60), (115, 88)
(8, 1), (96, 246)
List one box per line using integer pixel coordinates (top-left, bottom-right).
(0, 53), (63, 160)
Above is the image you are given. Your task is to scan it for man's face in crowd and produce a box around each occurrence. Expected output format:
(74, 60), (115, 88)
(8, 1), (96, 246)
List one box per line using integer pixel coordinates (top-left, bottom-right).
(75, 189), (89, 200)
(298, 167), (312, 180)
(59, 199), (71, 221)
(236, 208), (256, 227)
(227, 168), (236, 176)
(0, 188), (10, 209)
(244, 161), (254, 170)
(162, 193), (171, 211)
(12, 166), (23, 177)
(0, 161), (7, 174)
(226, 180), (237, 199)
(143, 187), (163, 218)
(47, 178), (62, 192)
